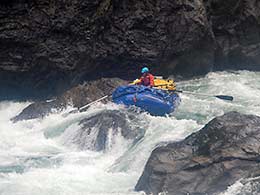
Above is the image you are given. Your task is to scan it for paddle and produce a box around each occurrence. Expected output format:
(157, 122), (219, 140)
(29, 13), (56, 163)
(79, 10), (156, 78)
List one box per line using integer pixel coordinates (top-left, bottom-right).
(78, 95), (110, 111)
(62, 95), (111, 117)
(154, 83), (233, 101)
(175, 90), (234, 101)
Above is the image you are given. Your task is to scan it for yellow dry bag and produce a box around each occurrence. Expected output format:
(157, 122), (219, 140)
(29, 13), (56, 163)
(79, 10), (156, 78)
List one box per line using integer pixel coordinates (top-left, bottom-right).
(130, 77), (176, 91)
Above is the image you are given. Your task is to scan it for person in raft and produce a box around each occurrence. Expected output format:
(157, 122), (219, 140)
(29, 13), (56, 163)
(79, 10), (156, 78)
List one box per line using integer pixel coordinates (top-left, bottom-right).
(136, 67), (155, 87)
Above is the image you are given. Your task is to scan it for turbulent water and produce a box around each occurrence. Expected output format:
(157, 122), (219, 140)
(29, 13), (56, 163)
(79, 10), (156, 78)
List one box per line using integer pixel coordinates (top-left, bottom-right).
(0, 71), (260, 195)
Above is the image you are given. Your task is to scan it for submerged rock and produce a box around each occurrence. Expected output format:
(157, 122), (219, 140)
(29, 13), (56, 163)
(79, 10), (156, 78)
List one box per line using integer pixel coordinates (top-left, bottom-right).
(66, 110), (145, 151)
(135, 112), (260, 195)
(12, 78), (127, 122)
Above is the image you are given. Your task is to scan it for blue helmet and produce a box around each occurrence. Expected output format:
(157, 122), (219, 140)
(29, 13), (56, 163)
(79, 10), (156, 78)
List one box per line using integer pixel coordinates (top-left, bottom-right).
(141, 67), (149, 73)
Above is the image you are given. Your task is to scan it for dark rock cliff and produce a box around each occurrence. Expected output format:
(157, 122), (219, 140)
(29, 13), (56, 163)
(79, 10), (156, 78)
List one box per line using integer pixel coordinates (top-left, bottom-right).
(205, 0), (260, 71)
(135, 112), (260, 195)
(0, 0), (259, 99)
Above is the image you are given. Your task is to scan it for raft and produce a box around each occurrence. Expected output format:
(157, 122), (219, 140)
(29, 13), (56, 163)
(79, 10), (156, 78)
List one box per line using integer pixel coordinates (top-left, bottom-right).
(112, 85), (180, 116)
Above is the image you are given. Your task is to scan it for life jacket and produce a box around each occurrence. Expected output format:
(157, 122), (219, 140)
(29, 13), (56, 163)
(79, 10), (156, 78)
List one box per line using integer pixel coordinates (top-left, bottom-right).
(140, 73), (154, 87)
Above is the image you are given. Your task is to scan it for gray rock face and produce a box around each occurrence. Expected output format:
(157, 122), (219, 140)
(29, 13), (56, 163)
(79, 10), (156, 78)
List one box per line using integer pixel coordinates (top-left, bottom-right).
(135, 112), (260, 195)
(68, 110), (145, 151)
(0, 0), (214, 99)
(205, 0), (260, 71)
(12, 78), (126, 122)
(1, 0), (260, 99)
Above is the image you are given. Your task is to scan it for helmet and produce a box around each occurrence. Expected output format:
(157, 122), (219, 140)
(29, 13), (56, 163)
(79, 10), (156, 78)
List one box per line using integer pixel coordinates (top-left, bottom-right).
(141, 67), (149, 73)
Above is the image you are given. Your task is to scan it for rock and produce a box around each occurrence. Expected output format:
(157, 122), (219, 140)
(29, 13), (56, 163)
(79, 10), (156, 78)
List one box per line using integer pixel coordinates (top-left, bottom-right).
(0, 0), (214, 99)
(12, 77), (127, 122)
(65, 110), (145, 151)
(205, 0), (260, 71)
(11, 100), (66, 122)
(1, 1), (260, 99)
(135, 112), (260, 195)
(60, 77), (127, 108)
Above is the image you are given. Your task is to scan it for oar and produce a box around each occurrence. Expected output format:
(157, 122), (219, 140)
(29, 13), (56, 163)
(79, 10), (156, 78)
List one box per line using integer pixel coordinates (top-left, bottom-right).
(153, 84), (233, 101)
(62, 95), (111, 117)
(176, 90), (234, 101)
(78, 95), (110, 111)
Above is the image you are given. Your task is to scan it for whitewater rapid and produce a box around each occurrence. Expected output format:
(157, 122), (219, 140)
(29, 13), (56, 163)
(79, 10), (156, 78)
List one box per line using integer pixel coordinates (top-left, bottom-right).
(0, 71), (260, 195)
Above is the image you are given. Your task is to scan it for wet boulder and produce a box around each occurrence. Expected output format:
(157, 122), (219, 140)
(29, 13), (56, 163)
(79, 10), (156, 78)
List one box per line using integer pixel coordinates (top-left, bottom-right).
(66, 110), (145, 151)
(11, 100), (66, 122)
(135, 112), (260, 195)
(12, 78), (127, 122)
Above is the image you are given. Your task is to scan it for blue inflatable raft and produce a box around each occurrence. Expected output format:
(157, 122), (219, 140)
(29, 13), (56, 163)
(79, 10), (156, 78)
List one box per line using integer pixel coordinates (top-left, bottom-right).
(112, 85), (180, 116)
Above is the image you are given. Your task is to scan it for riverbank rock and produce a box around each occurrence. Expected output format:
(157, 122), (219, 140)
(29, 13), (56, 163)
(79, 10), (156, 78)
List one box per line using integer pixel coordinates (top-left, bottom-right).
(135, 112), (260, 195)
(66, 110), (145, 151)
(12, 78), (127, 122)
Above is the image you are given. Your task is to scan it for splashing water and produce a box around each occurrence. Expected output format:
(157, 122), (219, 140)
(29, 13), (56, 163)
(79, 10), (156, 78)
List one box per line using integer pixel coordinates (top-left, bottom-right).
(0, 71), (260, 195)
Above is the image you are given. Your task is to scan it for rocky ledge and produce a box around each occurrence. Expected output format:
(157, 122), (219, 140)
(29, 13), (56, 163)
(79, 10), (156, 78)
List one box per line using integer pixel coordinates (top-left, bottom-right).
(135, 111), (260, 195)
(12, 77), (127, 122)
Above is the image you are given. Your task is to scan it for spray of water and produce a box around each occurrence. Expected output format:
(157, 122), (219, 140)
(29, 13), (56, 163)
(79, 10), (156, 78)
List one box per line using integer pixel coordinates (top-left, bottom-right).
(0, 71), (260, 195)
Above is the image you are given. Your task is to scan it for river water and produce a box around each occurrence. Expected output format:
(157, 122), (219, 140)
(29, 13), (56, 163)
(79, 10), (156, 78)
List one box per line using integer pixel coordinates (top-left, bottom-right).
(0, 71), (260, 195)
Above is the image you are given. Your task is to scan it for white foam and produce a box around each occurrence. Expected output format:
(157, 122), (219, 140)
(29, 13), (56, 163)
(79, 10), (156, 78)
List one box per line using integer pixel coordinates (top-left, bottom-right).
(0, 71), (260, 194)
